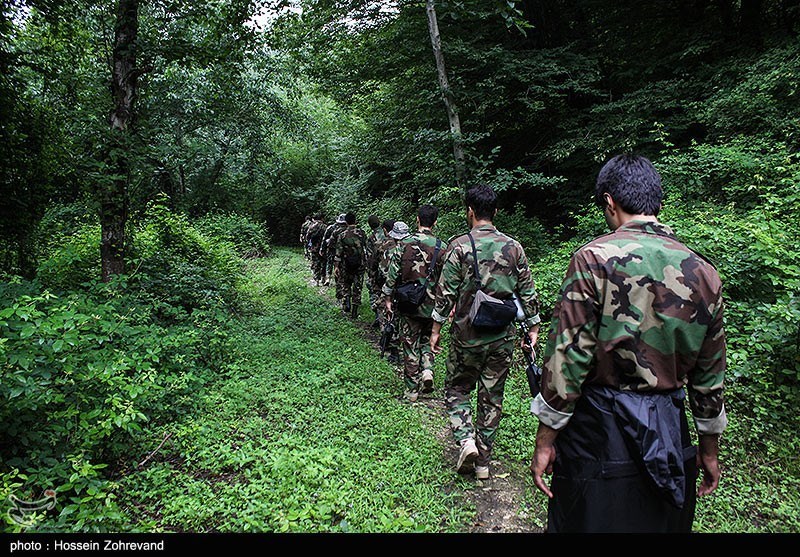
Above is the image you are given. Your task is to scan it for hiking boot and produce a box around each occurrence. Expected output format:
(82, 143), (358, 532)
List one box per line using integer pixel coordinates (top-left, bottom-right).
(350, 305), (358, 319)
(421, 369), (434, 393)
(475, 465), (490, 480)
(456, 438), (478, 475)
(404, 390), (419, 403)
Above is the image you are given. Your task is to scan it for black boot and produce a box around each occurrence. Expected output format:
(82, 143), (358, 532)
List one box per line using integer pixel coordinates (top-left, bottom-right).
(350, 304), (358, 319)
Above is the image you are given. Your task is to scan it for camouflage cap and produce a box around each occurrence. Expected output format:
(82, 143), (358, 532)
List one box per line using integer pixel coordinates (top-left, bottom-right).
(389, 221), (410, 239)
(336, 213), (347, 224)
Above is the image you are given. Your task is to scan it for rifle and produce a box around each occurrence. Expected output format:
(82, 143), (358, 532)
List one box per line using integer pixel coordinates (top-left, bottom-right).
(518, 320), (542, 398)
(379, 315), (396, 358)
(513, 296), (542, 398)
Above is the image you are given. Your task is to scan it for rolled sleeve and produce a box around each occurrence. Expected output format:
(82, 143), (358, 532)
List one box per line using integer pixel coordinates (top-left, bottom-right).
(531, 394), (573, 430)
(431, 309), (448, 323)
(695, 404), (728, 435)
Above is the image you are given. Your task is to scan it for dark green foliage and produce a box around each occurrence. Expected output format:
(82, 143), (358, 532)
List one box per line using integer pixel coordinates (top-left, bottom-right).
(193, 212), (272, 259)
(0, 274), (235, 531)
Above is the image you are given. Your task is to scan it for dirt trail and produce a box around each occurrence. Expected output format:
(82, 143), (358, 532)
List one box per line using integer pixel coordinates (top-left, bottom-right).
(305, 273), (543, 533)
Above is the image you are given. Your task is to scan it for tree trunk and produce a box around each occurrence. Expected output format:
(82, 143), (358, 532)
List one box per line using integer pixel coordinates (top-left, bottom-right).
(102, 0), (139, 281)
(425, 0), (467, 189)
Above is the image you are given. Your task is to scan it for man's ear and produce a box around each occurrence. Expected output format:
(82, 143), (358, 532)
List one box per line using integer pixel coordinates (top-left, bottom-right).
(604, 193), (616, 212)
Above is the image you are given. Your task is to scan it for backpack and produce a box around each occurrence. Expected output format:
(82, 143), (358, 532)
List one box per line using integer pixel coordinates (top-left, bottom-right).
(341, 232), (364, 273)
(394, 239), (442, 315)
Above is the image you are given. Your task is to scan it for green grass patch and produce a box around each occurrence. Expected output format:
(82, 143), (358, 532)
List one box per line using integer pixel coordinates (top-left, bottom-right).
(116, 250), (473, 532)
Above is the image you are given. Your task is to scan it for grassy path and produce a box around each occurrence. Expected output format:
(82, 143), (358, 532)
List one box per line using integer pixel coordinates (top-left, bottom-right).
(116, 250), (490, 532)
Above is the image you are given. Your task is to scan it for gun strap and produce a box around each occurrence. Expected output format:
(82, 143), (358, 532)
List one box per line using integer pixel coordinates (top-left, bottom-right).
(424, 239), (443, 283)
(467, 233), (483, 291)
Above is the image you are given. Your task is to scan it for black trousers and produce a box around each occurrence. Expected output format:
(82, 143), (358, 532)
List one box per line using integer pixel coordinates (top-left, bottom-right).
(548, 386), (699, 533)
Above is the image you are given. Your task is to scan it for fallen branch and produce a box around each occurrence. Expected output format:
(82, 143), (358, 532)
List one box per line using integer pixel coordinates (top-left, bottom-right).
(138, 432), (173, 468)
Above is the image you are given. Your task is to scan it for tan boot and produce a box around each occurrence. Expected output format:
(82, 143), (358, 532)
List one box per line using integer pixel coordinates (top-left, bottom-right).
(421, 369), (434, 393)
(456, 438), (478, 475)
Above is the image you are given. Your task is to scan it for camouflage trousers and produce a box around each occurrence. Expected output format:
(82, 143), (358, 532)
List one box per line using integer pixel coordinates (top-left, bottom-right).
(311, 252), (326, 283)
(444, 337), (514, 467)
(335, 267), (364, 313)
(326, 253), (336, 286)
(367, 274), (382, 313)
(398, 315), (435, 392)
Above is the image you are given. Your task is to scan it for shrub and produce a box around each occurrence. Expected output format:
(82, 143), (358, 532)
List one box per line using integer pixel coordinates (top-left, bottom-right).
(193, 213), (272, 259)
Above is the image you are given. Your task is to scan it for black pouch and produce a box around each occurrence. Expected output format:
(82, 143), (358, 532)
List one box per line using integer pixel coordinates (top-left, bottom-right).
(343, 253), (361, 273)
(470, 290), (518, 330)
(395, 280), (427, 314)
(394, 239), (442, 316)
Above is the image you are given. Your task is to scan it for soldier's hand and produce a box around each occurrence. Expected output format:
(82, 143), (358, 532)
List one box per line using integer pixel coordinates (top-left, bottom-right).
(697, 434), (721, 497)
(530, 444), (555, 498)
(430, 331), (443, 354)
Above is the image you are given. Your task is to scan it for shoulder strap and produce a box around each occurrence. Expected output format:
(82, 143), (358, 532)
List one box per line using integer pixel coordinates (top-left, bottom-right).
(424, 239), (443, 282)
(467, 233), (482, 290)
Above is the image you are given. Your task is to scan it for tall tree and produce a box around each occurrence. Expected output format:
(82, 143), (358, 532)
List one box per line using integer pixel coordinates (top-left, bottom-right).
(425, 0), (466, 189)
(102, 0), (139, 281)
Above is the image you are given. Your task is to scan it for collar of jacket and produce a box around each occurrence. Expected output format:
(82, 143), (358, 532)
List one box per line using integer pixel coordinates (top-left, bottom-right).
(470, 224), (496, 233)
(617, 219), (677, 240)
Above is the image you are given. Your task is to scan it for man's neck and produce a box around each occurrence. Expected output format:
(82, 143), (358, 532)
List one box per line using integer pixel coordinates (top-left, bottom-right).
(418, 226), (432, 233)
(616, 213), (658, 229)
(471, 219), (493, 229)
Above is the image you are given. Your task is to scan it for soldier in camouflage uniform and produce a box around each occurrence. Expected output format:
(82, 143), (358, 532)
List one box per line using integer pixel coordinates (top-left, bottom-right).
(365, 215), (385, 328)
(334, 212), (367, 318)
(431, 185), (541, 480)
(320, 214), (347, 289)
(306, 214), (327, 286)
(529, 154), (727, 533)
(383, 205), (444, 402)
(378, 221), (407, 363)
(300, 215), (312, 260)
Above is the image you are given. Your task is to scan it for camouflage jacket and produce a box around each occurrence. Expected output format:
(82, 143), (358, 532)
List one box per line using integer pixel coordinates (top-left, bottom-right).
(432, 224), (541, 347)
(335, 225), (367, 272)
(306, 220), (326, 248)
(366, 227), (387, 279)
(321, 222), (346, 256)
(531, 220), (728, 436)
(374, 236), (399, 284)
(382, 229), (444, 319)
(300, 219), (311, 243)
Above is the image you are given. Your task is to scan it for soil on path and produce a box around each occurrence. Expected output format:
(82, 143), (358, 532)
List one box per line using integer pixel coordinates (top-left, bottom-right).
(306, 274), (543, 534)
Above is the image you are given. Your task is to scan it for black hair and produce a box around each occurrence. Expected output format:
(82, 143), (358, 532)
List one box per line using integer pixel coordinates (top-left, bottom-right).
(417, 204), (438, 228)
(368, 215), (380, 229)
(313, 213), (323, 220)
(464, 184), (497, 221)
(382, 219), (395, 232)
(345, 212), (356, 225)
(595, 154), (663, 216)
